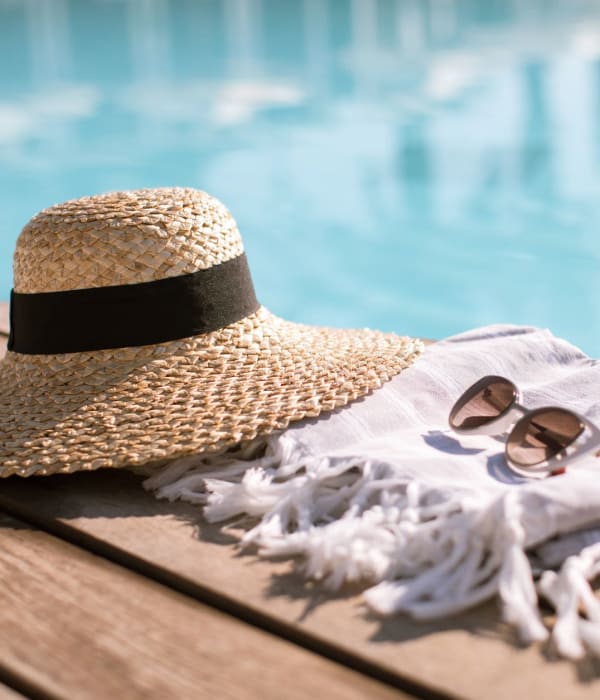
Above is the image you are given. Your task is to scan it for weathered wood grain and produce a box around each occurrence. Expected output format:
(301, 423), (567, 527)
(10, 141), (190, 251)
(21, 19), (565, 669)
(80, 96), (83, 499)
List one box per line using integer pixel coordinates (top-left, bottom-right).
(0, 511), (407, 700)
(3, 470), (600, 700)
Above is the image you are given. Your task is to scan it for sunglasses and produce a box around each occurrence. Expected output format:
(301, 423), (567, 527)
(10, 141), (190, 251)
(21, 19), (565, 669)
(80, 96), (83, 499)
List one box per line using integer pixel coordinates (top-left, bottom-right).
(448, 375), (600, 478)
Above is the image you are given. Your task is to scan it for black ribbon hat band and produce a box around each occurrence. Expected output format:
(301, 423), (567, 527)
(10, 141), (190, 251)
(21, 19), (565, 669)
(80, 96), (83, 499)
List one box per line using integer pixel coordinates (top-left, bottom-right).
(8, 253), (260, 355)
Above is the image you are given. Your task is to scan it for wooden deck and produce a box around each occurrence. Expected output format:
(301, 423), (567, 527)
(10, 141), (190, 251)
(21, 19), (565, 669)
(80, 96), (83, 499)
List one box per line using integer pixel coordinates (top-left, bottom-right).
(0, 302), (599, 699)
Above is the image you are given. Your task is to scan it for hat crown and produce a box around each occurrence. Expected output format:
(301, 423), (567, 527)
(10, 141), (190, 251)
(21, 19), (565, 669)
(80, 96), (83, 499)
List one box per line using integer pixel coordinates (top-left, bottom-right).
(13, 188), (244, 293)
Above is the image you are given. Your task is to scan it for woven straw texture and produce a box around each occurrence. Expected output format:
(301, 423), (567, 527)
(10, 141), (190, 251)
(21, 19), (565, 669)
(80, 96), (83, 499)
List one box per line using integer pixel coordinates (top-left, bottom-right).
(0, 188), (423, 477)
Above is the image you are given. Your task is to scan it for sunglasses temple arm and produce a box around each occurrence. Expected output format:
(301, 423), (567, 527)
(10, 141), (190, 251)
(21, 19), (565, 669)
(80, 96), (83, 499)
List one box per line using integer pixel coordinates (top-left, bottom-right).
(512, 402), (528, 416)
(548, 418), (600, 471)
(580, 420), (600, 461)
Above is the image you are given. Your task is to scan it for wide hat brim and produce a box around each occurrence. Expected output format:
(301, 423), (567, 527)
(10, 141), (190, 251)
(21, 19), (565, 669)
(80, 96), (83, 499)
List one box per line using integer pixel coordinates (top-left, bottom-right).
(0, 306), (422, 477)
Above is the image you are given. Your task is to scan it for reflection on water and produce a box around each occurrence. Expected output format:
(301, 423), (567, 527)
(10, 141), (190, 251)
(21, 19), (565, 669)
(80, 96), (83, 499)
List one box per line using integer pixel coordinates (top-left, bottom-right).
(1, 0), (600, 352)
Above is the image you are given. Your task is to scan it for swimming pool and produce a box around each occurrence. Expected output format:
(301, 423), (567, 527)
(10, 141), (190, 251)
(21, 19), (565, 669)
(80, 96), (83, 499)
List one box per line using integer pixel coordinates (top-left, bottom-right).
(1, 0), (599, 354)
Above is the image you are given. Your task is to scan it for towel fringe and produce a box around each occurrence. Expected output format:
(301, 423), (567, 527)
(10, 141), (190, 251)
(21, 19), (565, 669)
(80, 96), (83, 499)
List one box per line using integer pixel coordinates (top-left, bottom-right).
(538, 542), (600, 659)
(144, 433), (600, 658)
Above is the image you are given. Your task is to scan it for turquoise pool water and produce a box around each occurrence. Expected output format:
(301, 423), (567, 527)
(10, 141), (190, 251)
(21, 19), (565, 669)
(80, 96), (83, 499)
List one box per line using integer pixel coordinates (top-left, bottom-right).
(1, 0), (600, 353)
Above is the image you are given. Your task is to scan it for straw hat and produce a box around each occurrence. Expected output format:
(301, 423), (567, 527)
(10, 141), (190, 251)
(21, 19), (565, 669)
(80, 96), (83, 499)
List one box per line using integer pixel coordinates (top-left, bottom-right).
(0, 188), (423, 478)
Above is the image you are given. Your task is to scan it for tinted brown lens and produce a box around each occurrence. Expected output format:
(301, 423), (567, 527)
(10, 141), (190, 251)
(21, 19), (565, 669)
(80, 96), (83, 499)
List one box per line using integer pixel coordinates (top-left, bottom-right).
(449, 376), (516, 430)
(506, 409), (584, 467)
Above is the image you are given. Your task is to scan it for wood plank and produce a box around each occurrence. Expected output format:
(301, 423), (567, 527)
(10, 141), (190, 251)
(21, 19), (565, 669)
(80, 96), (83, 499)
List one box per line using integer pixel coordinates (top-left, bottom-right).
(2, 470), (599, 700)
(0, 510), (407, 700)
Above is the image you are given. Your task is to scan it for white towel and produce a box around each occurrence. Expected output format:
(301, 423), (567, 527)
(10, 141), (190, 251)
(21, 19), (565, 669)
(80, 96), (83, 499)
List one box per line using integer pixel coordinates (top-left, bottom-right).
(144, 325), (600, 660)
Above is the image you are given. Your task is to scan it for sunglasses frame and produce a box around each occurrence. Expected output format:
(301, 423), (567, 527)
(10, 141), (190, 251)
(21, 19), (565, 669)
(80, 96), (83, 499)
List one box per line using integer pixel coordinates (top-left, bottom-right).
(449, 375), (600, 479)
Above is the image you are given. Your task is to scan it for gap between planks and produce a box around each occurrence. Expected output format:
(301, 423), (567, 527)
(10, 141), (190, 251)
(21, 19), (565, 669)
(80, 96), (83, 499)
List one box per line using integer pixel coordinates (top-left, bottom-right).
(0, 683), (27, 700)
(0, 477), (450, 700)
(0, 508), (410, 700)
